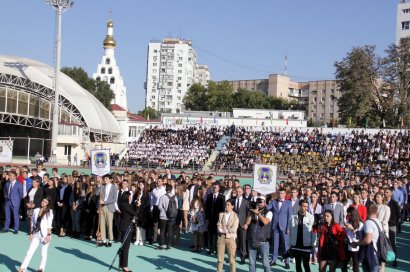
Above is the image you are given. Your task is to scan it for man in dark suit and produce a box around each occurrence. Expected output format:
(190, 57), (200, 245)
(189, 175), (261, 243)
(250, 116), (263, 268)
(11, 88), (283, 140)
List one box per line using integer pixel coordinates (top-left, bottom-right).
(2, 171), (23, 234)
(243, 184), (252, 201)
(361, 188), (373, 216)
(290, 187), (300, 215)
(266, 188), (292, 268)
(385, 188), (400, 267)
(205, 182), (225, 255)
(324, 191), (345, 225)
(234, 186), (249, 264)
(162, 168), (176, 180)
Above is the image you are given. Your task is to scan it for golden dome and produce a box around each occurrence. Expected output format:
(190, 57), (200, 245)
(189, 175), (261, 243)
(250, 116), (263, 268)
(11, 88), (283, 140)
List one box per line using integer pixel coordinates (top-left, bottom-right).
(103, 35), (116, 48)
(107, 19), (113, 28)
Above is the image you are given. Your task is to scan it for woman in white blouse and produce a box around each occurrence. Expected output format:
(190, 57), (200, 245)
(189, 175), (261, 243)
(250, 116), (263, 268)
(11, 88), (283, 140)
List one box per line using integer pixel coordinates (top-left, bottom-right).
(374, 192), (390, 272)
(19, 198), (54, 272)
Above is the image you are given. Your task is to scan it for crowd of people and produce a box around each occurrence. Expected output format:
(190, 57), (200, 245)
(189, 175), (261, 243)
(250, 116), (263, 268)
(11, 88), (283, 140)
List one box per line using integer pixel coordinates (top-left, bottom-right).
(214, 128), (410, 176)
(1, 162), (408, 272)
(127, 127), (226, 169)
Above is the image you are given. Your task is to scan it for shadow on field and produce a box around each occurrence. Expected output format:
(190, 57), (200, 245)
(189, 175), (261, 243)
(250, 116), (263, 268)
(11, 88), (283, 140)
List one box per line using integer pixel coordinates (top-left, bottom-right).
(0, 253), (21, 272)
(55, 246), (111, 269)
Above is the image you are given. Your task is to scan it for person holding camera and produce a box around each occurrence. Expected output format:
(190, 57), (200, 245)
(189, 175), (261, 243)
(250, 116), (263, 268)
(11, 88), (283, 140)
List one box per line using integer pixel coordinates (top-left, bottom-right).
(289, 199), (316, 272)
(216, 199), (239, 272)
(243, 196), (272, 272)
(118, 190), (136, 272)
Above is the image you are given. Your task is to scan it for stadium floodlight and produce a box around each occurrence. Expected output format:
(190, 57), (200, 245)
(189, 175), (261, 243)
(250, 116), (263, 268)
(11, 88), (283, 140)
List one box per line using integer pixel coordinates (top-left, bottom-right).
(46, 0), (74, 163)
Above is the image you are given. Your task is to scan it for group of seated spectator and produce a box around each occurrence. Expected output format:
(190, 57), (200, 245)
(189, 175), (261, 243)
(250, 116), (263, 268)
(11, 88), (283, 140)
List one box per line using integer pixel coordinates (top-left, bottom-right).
(1, 163), (408, 272)
(214, 128), (410, 176)
(127, 126), (226, 169)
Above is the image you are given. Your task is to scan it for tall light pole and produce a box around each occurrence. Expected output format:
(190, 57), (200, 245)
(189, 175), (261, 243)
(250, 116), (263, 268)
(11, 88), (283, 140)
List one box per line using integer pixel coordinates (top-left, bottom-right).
(46, 0), (73, 163)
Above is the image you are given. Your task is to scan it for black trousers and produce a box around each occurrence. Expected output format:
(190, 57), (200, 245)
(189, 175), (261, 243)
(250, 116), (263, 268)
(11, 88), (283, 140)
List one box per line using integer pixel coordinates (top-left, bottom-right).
(294, 251), (310, 272)
(119, 228), (133, 268)
(389, 226), (398, 261)
(341, 250), (359, 272)
(237, 227), (248, 257)
(114, 211), (122, 240)
(159, 219), (173, 247)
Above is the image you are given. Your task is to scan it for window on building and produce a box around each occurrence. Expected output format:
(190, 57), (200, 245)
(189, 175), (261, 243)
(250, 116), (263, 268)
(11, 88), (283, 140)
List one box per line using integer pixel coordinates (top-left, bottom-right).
(96, 77), (101, 81)
(110, 77), (115, 84)
(154, 50), (158, 53)
(153, 56), (157, 61)
(179, 57), (182, 60)
(178, 70), (182, 74)
(403, 9), (410, 13)
(178, 77), (182, 80)
(108, 67), (113, 74)
(105, 58), (110, 64)
(178, 64), (182, 67)
(151, 95), (155, 99)
(101, 67), (106, 74)
(129, 126), (137, 137)
(167, 82), (172, 86)
(177, 83), (182, 87)
(64, 145), (72, 156)
(177, 90), (181, 93)
(153, 69), (157, 73)
(402, 21), (410, 30)
(153, 63), (157, 66)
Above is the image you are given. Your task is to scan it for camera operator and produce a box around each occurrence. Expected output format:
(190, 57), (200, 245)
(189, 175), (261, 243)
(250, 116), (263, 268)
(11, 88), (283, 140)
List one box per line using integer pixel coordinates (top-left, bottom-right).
(289, 199), (316, 272)
(243, 196), (272, 272)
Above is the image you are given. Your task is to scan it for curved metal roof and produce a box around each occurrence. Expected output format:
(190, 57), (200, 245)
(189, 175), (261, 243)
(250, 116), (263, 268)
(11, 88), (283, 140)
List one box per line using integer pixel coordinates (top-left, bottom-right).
(0, 55), (121, 135)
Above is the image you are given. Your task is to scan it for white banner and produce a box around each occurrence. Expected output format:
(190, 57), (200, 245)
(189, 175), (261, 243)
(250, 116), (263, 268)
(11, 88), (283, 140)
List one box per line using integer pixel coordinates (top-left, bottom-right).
(91, 149), (111, 176)
(253, 164), (277, 195)
(0, 140), (13, 163)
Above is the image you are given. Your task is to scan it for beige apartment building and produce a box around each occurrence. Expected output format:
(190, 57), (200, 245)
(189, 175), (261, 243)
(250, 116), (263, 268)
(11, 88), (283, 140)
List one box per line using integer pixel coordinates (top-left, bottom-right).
(226, 74), (340, 125)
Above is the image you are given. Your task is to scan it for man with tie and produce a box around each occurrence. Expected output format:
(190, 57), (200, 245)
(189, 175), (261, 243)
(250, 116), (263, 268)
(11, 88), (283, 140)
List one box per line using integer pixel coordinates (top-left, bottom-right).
(290, 187), (300, 215)
(360, 188), (373, 217)
(205, 182), (225, 255)
(2, 171), (23, 234)
(324, 192), (345, 225)
(266, 188), (292, 269)
(234, 186), (249, 264)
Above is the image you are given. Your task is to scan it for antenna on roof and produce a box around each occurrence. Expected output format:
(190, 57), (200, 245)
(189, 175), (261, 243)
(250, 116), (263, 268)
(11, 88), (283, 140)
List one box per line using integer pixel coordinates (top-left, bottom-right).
(284, 51), (288, 77)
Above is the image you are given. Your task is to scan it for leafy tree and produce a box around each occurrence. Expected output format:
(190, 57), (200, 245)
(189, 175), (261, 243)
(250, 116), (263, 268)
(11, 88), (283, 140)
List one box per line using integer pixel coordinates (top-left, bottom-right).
(380, 38), (410, 128)
(335, 46), (384, 128)
(207, 81), (233, 112)
(182, 83), (209, 111)
(61, 66), (114, 110)
(138, 107), (161, 120)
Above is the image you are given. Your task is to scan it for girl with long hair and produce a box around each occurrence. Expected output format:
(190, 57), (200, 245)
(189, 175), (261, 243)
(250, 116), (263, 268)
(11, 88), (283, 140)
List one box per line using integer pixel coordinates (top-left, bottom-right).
(342, 207), (363, 272)
(19, 198), (53, 272)
(318, 210), (347, 272)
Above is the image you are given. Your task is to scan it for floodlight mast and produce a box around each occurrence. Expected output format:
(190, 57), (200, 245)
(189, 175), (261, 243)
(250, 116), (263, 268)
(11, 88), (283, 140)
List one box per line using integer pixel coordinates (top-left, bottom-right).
(46, 0), (73, 163)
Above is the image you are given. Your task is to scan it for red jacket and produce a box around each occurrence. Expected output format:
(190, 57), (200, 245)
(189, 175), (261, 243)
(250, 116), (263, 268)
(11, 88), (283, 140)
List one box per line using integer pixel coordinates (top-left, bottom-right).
(350, 203), (367, 222)
(319, 223), (347, 261)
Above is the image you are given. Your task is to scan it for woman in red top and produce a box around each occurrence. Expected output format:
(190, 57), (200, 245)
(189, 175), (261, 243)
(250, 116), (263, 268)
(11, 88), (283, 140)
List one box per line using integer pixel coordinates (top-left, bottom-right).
(318, 210), (347, 272)
(350, 193), (366, 223)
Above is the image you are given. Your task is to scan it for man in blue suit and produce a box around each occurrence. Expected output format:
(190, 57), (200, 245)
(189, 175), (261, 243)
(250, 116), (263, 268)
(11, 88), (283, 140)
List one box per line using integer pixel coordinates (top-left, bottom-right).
(266, 188), (292, 269)
(2, 171), (23, 234)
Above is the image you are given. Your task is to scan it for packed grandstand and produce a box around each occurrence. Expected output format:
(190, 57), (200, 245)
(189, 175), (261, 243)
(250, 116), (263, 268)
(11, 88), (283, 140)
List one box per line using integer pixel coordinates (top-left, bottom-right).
(126, 126), (410, 177)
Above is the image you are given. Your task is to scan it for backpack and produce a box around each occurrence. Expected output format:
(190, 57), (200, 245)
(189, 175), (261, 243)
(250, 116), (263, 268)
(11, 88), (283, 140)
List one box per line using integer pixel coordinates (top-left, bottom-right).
(369, 219), (395, 263)
(166, 194), (178, 219)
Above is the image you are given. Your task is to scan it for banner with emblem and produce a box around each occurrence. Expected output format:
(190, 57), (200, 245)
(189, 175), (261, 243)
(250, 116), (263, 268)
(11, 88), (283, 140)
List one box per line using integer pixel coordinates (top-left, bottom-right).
(0, 140), (13, 163)
(91, 149), (111, 176)
(253, 164), (277, 195)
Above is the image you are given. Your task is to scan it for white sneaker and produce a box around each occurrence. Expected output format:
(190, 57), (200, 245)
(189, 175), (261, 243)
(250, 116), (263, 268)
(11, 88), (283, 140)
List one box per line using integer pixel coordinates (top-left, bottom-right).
(138, 241), (144, 246)
(133, 241), (138, 246)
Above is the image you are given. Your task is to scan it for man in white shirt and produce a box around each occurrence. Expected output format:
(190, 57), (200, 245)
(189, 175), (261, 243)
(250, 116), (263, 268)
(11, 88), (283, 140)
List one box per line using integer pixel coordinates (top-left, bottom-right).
(354, 204), (382, 272)
(149, 178), (166, 244)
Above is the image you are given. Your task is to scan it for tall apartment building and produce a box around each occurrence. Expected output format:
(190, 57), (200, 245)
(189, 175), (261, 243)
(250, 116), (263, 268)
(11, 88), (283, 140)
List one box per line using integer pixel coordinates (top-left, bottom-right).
(226, 74), (339, 124)
(93, 19), (127, 109)
(397, 0), (410, 44)
(145, 38), (210, 113)
(194, 64), (211, 88)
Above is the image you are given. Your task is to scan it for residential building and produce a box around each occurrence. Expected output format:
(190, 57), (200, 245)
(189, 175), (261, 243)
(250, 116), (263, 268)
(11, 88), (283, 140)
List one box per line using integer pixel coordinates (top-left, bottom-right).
(397, 0), (410, 44)
(145, 38), (210, 113)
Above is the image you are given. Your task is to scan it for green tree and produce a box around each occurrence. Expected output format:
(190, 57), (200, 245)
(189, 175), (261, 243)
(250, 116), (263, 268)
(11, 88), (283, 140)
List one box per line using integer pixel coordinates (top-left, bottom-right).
(380, 39), (410, 128)
(335, 46), (384, 128)
(138, 107), (161, 120)
(232, 89), (267, 109)
(207, 81), (233, 111)
(61, 66), (114, 110)
(182, 83), (209, 111)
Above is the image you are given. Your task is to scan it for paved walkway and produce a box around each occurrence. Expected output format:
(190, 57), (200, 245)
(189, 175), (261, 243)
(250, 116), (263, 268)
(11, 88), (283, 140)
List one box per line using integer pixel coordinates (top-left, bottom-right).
(1, 221), (409, 272)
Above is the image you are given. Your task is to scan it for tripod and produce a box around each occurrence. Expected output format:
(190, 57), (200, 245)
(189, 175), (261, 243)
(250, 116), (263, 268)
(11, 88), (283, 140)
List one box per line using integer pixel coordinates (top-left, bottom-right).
(108, 217), (136, 271)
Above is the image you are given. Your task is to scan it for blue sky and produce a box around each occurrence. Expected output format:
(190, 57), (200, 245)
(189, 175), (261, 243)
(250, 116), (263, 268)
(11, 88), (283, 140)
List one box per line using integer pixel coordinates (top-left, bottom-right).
(0, 1), (397, 112)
